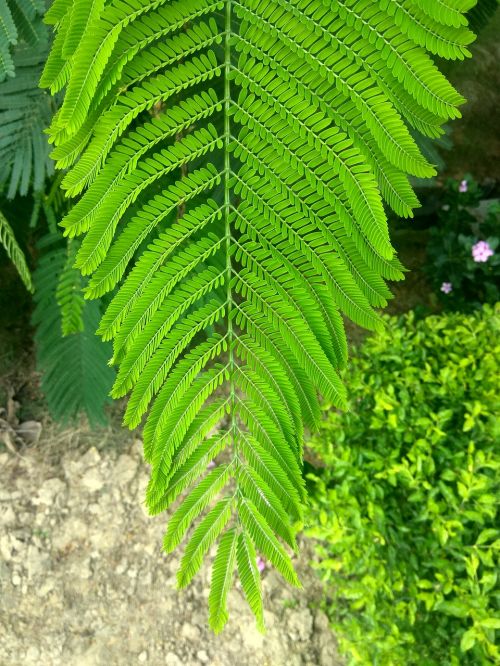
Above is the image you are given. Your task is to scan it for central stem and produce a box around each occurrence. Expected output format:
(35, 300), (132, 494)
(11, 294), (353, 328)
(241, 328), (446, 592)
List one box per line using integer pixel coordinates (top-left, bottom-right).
(224, 0), (237, 458)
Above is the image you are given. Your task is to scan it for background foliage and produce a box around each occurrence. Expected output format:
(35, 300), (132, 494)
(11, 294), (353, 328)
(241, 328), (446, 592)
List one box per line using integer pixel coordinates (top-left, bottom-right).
(425, 176), (499, 310)
(32, 233), (115, 425)
(0, 3), (114, 425)
(306, 304), (500, 665)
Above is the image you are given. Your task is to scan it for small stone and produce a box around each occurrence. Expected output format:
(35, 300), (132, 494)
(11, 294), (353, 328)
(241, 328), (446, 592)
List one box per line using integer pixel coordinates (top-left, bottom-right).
(138, 651), (148, 663)
(116, 560), (127, 575)
(116, 454), (137, 485)
(26, 544), (49, 578)
(80, 467), (104, 493)
(71, 557), (92, 579)
(26, 646), (40, 661)
(165, 652), (182, 666)
(0, 535), (12, 561)
(52, 518), (88, 551)
(0, 504), (16, 525)
(181, 623), (201, 642)
(131, 439), (144, 459)
(12, 573), (21, 586)
(15, 420), (42, 445)
(320, 644), (340, 666)
(241, 622), (264, 650)
(287, 608), (313, 641)
(140, 571), (152, 586)
(36, 580), (55, 597)
(314, 610), (330, 633)
(80, 446), (101, 466)
(264, 609), (275, 628)
(197, 650), (209, 663)
(9, 534), (25, 557)
(0, 489), (20, 500)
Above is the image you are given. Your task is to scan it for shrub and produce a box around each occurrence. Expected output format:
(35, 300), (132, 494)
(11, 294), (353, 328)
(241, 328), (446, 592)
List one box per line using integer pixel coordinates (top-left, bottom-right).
(426, 176), (500, 310)
(306, 304), (500, 665)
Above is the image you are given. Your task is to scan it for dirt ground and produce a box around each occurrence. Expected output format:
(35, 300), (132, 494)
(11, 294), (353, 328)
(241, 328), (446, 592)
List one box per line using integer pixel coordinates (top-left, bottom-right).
(0, 432), (342, 666)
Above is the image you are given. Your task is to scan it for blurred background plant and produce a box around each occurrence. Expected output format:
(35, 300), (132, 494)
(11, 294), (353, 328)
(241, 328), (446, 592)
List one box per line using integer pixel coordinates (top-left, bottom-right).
(425, 176), (500, 311)
(305, 305), (500, 665)
(0, 1), (114, 424)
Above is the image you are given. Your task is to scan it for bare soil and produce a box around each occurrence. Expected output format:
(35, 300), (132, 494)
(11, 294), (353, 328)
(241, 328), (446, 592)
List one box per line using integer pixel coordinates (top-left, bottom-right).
(0, 433), (342, 666)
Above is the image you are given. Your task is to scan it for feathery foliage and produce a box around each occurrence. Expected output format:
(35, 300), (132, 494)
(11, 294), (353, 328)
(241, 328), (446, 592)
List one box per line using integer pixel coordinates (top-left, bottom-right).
(467, 0), (499, 32)
(0, 208), (32, 291)
(0, 0), (46, 82)
(0, 2), (54, 197)
(32, 233), (115, 425)
(43, 0), (477, 630)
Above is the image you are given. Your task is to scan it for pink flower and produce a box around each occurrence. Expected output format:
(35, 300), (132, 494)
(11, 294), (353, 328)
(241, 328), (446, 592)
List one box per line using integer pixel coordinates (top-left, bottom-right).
(440, 282), (453, 294)
(207, 460), (216, 470)
(256, 556), (266, 573)
(458, 179), (468, 193)
(472, 240), (494, 263)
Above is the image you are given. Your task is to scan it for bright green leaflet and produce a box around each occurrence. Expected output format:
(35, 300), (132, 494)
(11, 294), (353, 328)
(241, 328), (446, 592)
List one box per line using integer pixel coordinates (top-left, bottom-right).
(0, 209), (33, 291)
(42, 0), (476, 631)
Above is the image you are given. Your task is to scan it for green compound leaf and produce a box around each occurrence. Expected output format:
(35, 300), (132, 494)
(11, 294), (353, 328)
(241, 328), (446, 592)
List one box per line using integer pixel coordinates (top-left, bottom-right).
(42, 0), (476, 630)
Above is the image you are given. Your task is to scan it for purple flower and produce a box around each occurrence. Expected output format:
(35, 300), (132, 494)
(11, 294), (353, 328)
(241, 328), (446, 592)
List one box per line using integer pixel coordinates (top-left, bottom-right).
(256, 556), (266, 573)
(472, 240), (494, 263)
(458, 179), (468, 193)
(440, 282), (453, 294)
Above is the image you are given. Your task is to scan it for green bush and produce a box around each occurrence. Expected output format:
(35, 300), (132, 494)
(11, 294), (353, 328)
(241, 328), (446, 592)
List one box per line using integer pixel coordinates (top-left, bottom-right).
(306, 304), (500, 665)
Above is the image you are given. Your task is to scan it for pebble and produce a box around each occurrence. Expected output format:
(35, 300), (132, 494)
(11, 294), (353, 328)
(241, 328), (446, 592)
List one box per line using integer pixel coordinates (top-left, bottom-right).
(138, 651), (148, 663)
(26, 646), (40, 660)
(1, 505), (16, 525)
(116, 454), (138, 485)
(80, 468), (104, 493)
(287, 608), (313, 641)
(181, 623), (201, 642)
(165, 652), (183, 666)
(116, 560), (127, 575)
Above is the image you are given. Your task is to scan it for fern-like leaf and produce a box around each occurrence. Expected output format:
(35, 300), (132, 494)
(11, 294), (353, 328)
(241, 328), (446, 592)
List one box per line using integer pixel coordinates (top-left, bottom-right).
(0, 41), (55, 196)
(32, 234), (115, 425)
(43, 0), (476, 629)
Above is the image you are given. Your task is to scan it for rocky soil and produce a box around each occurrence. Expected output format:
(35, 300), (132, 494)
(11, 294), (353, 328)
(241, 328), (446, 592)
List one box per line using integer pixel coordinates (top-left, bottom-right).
(0, 437), (342, 666)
